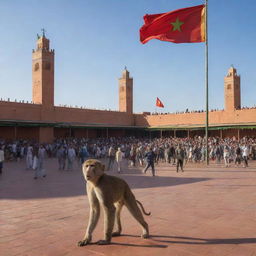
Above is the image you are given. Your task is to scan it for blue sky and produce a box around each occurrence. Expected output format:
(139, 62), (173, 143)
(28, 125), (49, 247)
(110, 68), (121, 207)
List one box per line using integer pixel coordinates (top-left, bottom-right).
(0, 0), (255, 113)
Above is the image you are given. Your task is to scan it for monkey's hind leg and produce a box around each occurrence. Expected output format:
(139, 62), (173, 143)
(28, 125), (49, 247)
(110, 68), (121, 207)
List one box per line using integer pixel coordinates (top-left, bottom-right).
(112, 202), (124, 237)
(125, 197), (149, 239)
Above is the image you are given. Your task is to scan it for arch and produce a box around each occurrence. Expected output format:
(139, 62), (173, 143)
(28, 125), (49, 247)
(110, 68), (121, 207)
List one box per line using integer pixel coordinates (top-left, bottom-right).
(34, 63), (39, 71)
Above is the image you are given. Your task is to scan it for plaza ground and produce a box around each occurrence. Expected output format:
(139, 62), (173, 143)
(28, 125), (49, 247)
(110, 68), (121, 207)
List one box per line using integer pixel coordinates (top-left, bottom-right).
(1, 159), (256, 256)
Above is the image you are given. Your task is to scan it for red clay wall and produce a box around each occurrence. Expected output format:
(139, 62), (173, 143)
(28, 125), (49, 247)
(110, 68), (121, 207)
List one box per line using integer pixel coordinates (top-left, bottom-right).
(53, 107), (134, 126)
(39, 127), (54, 143)
(0, 102), (41, 121)
(1, 101), (255, 129)
(1, 101), (256, 142)
(0, 126), (39, 141)
(0, 102), (134, 127)
(17, 127), (40, 141)
(0, 127), (16, 140)
(54, 128), (70, 138)
(142, 109), (256, 127)
(240, 129), (256, 137)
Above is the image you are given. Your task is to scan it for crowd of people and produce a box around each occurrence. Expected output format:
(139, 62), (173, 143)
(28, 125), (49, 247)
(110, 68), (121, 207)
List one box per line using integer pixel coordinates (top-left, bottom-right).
(150, 105), (256, 116)
(0, 135), (255, 178)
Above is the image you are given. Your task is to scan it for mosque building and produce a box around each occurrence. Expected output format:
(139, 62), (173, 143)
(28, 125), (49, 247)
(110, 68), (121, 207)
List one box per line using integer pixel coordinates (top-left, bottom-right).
(0, 34), (256, 142)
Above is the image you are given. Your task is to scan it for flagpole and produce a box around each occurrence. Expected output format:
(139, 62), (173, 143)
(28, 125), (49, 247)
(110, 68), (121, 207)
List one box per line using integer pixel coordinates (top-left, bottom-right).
(205, 0), (209, 165)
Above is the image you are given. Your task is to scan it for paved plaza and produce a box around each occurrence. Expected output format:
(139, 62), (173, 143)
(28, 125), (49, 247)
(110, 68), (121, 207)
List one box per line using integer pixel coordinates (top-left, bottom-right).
(1, 159), (256, 256)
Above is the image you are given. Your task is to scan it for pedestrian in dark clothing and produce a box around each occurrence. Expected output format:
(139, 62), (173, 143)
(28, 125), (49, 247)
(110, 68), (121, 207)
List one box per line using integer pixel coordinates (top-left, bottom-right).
(107, 146), (116, 171)
(235, 145), (242, 166)
(175, 145), (185, 172)
(79, 145), (89, 164)
(0, 146), (4, 174)
(169, 145), (176, 165)
(143, 148), (156, 176)
(57, 146), (65, 170)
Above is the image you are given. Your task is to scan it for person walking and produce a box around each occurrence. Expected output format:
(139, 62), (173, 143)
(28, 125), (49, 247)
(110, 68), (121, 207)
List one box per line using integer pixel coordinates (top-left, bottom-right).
(169, 144), (176, 165)
(143, 147), (156, 176)
(107, 146), (116, 171)
(215, 144), (222, 164)
(26, 144), (33, 169)
(136, 145), (144, 166)
(115, 147), (123, 173)
(129, 145), (136, 167)
(32, 146), (39, 172)
(223, 145), (231, 167)
(79, 145), (89, 164)
(67, 145), (76, 171)
(175, 144), (185, 172)
(57, 145), (65, 170)
(164, 146), (170, 163)
(188, 145), (193, 162)
(242, 143), (249, 168)
(0, 146), (5, 174)
(235, 144), (242, 166)
(34, 145), (46, 179)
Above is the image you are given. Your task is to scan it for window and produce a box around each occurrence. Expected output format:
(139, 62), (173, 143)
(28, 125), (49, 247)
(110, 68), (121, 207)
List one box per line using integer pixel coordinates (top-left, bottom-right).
(34, 63), (39, 71)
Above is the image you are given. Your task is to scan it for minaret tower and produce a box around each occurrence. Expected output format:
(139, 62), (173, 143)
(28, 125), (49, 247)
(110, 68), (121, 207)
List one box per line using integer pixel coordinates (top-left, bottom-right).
(118, 67), (133, 114)
(224, 66), (241, 111)
(32, 30), (54, 107)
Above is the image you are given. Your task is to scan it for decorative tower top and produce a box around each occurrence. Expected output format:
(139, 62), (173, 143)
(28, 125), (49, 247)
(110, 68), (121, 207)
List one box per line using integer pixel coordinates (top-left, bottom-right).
(227, 65), (237, 77)
(35, 29), (53, 52)
(122, 66), (130, 78)
(42, 28), (46, 37)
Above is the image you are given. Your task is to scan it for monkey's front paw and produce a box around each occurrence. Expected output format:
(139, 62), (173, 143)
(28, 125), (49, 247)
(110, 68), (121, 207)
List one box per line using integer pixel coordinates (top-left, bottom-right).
(97, 240), (110, 245)
(77, 239), (91, 246)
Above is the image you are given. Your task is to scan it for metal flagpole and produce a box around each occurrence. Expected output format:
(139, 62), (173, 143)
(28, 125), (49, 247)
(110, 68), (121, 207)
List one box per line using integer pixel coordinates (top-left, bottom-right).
(205, 0), (209, 165)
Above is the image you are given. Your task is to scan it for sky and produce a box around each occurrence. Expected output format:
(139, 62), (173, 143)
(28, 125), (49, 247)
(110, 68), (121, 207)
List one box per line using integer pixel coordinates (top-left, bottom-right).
(0, 0), (255, 113)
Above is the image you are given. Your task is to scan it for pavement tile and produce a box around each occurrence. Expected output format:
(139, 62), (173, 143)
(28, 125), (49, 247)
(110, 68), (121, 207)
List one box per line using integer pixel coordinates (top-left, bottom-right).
(1, 159), (256, 256)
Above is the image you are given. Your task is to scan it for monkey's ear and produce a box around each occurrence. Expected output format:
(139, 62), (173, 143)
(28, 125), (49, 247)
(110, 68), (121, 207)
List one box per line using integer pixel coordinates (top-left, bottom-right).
(101, 164), (105, 172)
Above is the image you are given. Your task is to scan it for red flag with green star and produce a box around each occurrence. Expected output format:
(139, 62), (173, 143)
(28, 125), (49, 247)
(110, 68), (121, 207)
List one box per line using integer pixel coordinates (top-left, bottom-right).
(140, 4), (205, 44)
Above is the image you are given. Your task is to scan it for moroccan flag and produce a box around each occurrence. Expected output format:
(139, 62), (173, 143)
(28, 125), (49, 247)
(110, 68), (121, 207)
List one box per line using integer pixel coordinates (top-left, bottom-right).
(156, 97), (164, 108)
(140, 4), (205, 44)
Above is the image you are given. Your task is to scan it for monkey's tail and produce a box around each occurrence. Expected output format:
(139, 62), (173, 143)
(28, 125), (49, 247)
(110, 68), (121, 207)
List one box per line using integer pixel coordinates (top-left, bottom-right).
(136, 200), (151, 216)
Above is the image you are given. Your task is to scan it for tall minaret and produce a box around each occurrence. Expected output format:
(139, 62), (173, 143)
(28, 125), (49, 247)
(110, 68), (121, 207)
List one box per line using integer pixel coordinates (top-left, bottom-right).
(118, 67), (133, 114)
(224, 66), (241, 111)
(32, 30), (54, 107)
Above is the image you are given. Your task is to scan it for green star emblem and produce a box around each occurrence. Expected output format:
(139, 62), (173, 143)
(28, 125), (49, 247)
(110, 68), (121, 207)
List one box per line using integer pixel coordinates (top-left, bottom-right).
(171, 18), (184, 32)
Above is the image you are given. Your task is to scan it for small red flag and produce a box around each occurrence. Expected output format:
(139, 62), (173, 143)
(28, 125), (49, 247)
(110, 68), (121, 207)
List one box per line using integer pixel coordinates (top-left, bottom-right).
(156, 97), (164, 108)
(140, 4), (205, 44)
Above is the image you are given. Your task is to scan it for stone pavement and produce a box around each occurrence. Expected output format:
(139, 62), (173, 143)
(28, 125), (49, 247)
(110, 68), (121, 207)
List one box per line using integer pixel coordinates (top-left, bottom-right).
(0, 158), (256, 256)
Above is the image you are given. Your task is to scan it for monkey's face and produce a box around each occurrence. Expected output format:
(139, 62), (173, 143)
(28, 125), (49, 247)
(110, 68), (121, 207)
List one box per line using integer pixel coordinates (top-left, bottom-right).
(82, 159), (105, 183)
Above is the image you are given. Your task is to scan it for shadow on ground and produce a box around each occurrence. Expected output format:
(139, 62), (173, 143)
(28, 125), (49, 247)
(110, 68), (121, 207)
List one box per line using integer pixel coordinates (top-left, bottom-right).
(79, 234), (256, 248)
(0, 162), (210, 200)
(151, 235), (256, 245)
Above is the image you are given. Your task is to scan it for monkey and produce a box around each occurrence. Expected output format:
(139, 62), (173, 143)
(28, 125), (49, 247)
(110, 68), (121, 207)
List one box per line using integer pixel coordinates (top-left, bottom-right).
(78, 159), (150, 246)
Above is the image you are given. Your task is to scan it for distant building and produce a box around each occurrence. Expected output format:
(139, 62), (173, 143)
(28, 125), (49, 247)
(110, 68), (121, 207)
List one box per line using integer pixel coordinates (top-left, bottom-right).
(0, 34), (255, 142)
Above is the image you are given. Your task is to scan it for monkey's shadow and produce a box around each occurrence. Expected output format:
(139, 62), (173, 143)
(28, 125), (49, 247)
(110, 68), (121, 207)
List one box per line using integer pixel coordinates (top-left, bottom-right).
(90, 234), (256, 248)
(150, 235), (256, 245)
